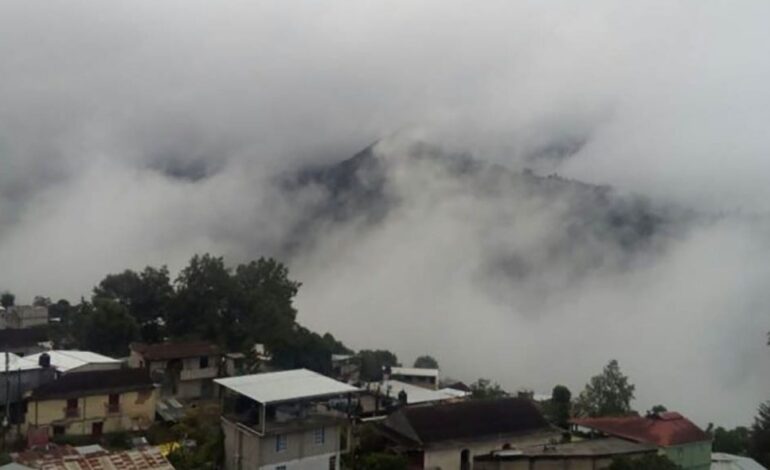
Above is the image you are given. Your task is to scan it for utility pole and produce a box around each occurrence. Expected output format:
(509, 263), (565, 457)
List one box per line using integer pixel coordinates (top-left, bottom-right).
(2, 350), (9, 450)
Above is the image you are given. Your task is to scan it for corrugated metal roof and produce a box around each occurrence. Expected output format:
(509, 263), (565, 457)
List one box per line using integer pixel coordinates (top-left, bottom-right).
(214, 368), (360, 404)
(571, 413), (711, 446)
(373, 380), (462, 404)
(25, 350), (120, 373)
(712, 453), (767, 470)
(390, 367), (439, 378)
(2, 353), (40, 372)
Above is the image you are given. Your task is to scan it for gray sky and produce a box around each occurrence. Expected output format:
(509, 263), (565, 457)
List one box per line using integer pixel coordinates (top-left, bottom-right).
(1, 1), (769, 427)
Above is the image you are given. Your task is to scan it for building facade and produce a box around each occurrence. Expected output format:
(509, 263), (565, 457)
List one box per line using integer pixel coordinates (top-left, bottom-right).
(216, 369), (360, 470)
(24, 369), (157, 437)
(380, 398), (560, 470)
(129, 341), (221, 400)
(1, 306), (49, 330)
(474, 437), (658, 470)
(571, 412), (712, 470)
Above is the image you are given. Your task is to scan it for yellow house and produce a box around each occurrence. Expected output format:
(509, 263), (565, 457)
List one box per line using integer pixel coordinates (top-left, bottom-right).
(24, 368), (158, 438)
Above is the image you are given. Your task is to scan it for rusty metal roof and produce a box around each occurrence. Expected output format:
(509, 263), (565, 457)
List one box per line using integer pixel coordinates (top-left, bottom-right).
(571, 413), (711, 447)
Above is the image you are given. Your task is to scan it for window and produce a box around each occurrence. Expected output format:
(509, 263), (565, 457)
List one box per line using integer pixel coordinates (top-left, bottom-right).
(199, 356), (209, 368)
(107, 393), (120, 413)
(275, 434), (287, 452)
(329, 455), (336, 470)
(314, 427), (325, 445)
(53, 425), (65, 436)
(65, 398), (79, 418)
(92, 422), (103, 437)
(276, 466), (286, 470)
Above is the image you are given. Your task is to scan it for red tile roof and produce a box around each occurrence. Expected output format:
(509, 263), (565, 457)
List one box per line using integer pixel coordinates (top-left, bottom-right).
(131, 340), (219, 361)
(570, 413), (711, 447)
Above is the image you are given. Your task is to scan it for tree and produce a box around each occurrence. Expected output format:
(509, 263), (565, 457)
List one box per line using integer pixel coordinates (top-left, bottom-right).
(33, 296), (51, 307)
(168, 254), (234, 343)
(413, 355), (438, 369)
(94, 266), (173, 342)
(574, 360), (635, 417)
(647, 404), (668, 415)
(712, 426), (749, 455)
(551, 385), (572, 429)
(73, 299), (140, 357)
(470, 378), (507, 399)
(359, 350), (400, 381)
(232, 258), (301, 351)
(0, 291), (15, 308)
(360, 453), (407, 470)
(609, 454), (680, 469)
(749, 401), (770, 466)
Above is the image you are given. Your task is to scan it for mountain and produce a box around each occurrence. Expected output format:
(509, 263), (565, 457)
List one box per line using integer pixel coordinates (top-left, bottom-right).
(280, 140), (682, 285)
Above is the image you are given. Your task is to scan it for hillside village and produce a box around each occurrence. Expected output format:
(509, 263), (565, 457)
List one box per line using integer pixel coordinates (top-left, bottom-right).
(0, 256), (768, 470)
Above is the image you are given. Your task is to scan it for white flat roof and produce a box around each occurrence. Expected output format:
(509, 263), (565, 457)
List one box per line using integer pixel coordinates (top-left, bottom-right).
(390, 367), (439, 378)
(25, 350), (120, 373)
(215, 368), (360, 404)
(374, 380), (459, 405)
(2, 353), (40, 372)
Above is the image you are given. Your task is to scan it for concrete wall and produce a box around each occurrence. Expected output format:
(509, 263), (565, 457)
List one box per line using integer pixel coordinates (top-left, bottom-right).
(475, 457), (626, 470)
(0, 368), (55, 404)
(663, 442), (711, 470)
(221, 418), (343, 470)
(25, 387), (157, 436)
(424, 433), (556, 470)
(129, 353), (218, 399)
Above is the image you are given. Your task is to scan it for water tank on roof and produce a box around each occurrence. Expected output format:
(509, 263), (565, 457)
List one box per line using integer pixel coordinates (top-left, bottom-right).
(39, 352), (51, 368)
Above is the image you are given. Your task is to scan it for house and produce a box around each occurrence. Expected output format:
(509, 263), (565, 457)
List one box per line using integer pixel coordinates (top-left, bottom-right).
(387, 367), (439, 390)
(380, 397), (560, 470)
(571, 412), (712, 470)
(0, 305), (48, 330)
(11, 443), (174, 470)
(331, 354), (360, 384)
(0, 328), (51, 356)
(24, 350), (122, 375)
(474, 437), (658, 470)
(216, 368), (361, 470)
(0, 353), (56, 425)
(372, 380), (467, 406)
(24, 368), (157, 438)
(711, 452), (767, 470)
(129, 340), (221, 400)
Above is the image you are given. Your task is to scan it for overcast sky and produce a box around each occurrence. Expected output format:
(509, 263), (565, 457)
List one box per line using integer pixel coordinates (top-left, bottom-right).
(1, 1), (769, 427)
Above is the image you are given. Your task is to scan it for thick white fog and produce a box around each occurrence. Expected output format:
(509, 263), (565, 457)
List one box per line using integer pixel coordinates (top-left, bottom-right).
(1, 1), (769, 427)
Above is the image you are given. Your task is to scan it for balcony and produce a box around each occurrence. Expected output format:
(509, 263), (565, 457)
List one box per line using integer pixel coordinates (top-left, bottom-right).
(105, 403), (121, 415)
(180, 366), (219, 381)
(63, 407), (80, 419)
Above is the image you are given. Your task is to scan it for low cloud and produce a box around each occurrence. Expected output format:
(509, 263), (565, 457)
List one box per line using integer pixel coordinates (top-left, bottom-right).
(1, 0), (769, 426)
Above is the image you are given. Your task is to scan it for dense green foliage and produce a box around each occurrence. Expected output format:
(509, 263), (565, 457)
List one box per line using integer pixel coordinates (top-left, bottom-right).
(165, 408), (224, 470)
(749, 401), (770, 466)
(72, 299), (140, 357)
(46, 253), (348, 373)
(469, 378), (507, 399)
(0, 291), (14, 308)
(359, 452), (408, 470)
(359, 349), (400, 381)
(609, 454), (680, 469)
(574, 360), (635, 417)
(413, 355), (438, 369)
(551, 385), (572, 428)
(712, 426), (749, 455)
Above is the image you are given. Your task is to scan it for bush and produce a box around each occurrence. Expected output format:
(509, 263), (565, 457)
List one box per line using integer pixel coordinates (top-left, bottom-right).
(360, 452), (408, 470)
